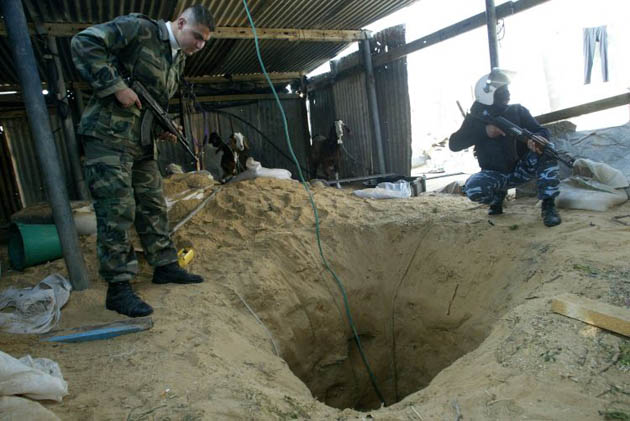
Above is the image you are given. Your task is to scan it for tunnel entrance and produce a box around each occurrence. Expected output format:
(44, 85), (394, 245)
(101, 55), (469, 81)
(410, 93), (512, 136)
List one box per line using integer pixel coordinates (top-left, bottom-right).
(254, 220), (531, 411)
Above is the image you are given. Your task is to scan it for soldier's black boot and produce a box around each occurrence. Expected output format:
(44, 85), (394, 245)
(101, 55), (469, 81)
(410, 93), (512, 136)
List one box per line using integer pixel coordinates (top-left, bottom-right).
(488, 191), (506, 215)
(541, 198), (562, 227)
(488, 203), (503, 215)
(152, 262), (204, 284)
(106, 281), (153, 317)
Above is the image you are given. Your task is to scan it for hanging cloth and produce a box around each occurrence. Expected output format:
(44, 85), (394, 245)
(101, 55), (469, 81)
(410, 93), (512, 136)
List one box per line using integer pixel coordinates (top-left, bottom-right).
(583, 26), (609, 84)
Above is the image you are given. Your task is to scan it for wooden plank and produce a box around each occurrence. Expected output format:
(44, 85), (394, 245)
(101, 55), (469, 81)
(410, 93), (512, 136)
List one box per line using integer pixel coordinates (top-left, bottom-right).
(212, 27), (364, 42)
(185, 72), (303, 84)
(169, 93), (301, 104)
(535, 93), (630, 125)
(551, 294), (630, 337)
(0, 22), (363, 41)
(40, 316), (153, 343)
(1, 74), (302, 95)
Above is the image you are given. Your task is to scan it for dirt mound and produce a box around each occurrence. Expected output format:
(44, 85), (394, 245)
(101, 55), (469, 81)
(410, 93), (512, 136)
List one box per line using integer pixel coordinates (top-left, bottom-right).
(1, 176), (629, 420)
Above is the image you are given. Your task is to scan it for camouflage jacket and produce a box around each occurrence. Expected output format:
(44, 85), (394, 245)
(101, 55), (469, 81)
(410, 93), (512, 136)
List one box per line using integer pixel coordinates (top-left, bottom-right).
(71, 14), (185, 149)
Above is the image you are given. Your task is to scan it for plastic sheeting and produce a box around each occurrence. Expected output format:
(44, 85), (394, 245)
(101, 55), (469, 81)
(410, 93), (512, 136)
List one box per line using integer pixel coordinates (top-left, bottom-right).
(0, 274), (71, 334)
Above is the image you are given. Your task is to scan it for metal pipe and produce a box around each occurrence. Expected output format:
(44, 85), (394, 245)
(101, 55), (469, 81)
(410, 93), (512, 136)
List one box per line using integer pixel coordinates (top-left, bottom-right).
(361, 34), (387, 174)
(485, 0), (500, 69)
(1, 0), (89, 290)
(45, 34), (89, 200)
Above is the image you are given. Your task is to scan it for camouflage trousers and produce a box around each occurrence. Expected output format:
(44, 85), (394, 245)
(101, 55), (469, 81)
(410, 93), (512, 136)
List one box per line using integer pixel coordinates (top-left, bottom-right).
(83, 137), (177, 283)
(464, 151), (560, 205)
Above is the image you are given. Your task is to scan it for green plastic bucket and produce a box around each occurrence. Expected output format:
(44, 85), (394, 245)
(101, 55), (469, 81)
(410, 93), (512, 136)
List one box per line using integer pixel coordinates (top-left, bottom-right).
(8, 223), (63, 270)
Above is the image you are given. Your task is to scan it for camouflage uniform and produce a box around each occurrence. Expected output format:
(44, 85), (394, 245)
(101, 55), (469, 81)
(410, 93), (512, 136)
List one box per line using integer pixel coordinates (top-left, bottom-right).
(464, 149), (560, 205)
(72, 14), (184, 283)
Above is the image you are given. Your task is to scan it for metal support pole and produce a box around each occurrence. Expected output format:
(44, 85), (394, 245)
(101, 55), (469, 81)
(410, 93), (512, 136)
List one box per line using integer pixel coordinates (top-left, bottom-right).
(485, 0), (500, 69)
(46, 34), (89, 200)
(1, 0), (89, 290)
(361, 34), (386, 175)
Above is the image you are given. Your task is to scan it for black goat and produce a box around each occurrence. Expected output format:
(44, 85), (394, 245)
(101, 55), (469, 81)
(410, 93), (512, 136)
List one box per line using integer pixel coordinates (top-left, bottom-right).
(310, 120), (350, 186)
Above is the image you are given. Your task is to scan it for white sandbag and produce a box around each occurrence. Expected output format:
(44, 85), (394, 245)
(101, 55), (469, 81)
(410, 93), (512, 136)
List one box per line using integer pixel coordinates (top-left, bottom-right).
(353, 180), (412, 199)
(0, 274), (71, 334)
(571, 158), (629, 188)
(229, 158), (292, 183)
(0, 351), (68, 402)
(557, 177), (628, 211)
(0, 396), (60, 420)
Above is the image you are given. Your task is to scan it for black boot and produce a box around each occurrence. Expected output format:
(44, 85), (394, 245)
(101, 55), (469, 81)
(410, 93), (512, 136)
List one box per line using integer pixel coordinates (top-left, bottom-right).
(488, 191), (506, 215)
(541, 198), (562, 227)
(488, 203), (503, 215)
(152, 262), (204, 285)
(106, 281), (153, 318)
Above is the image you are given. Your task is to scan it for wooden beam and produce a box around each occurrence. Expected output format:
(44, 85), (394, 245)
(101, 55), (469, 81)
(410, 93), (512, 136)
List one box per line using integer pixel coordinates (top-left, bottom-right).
(535, 93), (630, 125)
(552, 293), (630, 337)
(213, 27), (364, 42)
(0, 22), (363, 42)
(372, 0), (551, 67)
(185, 72), (303, 84)
(169, 93), (301, 104)
(1, 73), (302, 94)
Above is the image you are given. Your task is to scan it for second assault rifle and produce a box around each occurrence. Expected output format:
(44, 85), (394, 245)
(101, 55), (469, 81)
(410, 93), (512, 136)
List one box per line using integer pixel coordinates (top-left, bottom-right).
(131, 80), (198, 163)
(484, 114), (575, 168)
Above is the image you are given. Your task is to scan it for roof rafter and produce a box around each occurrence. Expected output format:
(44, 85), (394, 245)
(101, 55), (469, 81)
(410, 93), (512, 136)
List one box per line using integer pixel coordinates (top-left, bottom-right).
(0, 22), (365, 42)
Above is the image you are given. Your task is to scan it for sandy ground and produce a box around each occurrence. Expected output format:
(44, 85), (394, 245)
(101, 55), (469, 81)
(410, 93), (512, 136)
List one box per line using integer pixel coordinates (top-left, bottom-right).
(1, 173), (629, 420)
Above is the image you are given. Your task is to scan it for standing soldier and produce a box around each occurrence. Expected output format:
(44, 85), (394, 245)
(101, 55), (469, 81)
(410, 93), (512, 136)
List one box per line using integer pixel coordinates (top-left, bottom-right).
(71, 5), (214, 317)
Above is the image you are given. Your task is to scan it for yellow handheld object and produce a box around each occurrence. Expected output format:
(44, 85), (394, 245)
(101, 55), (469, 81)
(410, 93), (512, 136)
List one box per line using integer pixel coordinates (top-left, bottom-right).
(177, 248), (194, 267)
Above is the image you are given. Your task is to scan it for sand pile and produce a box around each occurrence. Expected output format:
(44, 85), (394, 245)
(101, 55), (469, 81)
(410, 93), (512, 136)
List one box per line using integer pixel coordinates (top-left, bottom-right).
(1, 173), (629, 420)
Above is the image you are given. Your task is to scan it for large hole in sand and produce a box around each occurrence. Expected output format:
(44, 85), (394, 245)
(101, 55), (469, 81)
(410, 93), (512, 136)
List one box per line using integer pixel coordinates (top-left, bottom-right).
(249, 219), (533, 411)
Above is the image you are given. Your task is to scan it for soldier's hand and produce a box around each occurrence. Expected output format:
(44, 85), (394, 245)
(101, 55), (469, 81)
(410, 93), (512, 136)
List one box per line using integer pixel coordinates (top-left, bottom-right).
(485, 124), (505, 138)
(115, 88), (142, 109)
(157, 125), (183, 143)
(527, 136), (549, 154)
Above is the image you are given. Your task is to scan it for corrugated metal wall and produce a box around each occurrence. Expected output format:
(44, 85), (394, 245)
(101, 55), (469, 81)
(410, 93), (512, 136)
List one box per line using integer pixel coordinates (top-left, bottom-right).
(374, 26), (412, 176)
(1, 112), (77, 208)
(308, 25), (412, 178)
(0, 130), (21, 224)
(157, 98), (311, 179)
(0, 96), (309, 215)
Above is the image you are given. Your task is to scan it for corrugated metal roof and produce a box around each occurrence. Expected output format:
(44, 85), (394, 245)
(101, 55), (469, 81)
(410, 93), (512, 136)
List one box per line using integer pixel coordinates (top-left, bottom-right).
(0, 0), (418, 85)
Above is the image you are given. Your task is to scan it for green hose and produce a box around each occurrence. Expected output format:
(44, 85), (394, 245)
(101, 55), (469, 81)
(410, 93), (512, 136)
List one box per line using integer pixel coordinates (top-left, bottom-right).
(242, 0), (386, 406)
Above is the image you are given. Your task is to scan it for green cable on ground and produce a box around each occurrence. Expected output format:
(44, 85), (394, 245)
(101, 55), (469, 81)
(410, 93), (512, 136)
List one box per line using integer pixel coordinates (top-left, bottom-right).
(242, 0), (386, 407)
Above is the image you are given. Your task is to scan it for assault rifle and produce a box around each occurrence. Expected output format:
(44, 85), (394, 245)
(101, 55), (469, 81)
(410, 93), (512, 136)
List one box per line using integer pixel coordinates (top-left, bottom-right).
(474, 112), (575, 168)
(131, 80), (198, 163)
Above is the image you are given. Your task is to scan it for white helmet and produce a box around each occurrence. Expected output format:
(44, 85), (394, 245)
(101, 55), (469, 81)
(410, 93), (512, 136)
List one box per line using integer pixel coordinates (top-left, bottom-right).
(474, 68), (515, 106)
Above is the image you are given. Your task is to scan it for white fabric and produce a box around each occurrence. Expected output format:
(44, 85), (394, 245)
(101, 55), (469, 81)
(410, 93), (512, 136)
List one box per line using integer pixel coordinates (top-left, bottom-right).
(0, 396), (60, 420)
(353, 180), (412, 199)
(557, 158), (629, 211)
(228, 158), (292, 183)
(0, 352), (68, 402)
(0, 274), (71, 334)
